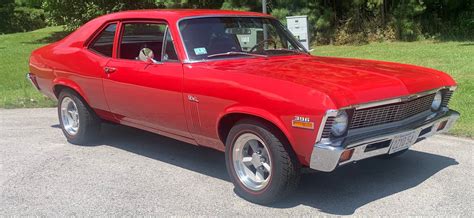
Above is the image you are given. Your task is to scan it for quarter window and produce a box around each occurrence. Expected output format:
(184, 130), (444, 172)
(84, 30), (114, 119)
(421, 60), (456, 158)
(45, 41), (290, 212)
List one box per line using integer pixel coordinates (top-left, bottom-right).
(89, 23), (117, 57)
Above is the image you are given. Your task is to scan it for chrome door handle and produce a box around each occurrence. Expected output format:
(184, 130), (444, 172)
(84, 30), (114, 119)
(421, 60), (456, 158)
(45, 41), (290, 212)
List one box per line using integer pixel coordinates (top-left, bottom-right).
(104, 67), (116, 74)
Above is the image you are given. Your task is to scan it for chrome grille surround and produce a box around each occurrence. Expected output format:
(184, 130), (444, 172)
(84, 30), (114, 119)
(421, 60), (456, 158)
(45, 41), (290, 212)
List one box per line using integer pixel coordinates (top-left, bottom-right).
(315, 86), (456, 143)
(350, 93), (435, 129)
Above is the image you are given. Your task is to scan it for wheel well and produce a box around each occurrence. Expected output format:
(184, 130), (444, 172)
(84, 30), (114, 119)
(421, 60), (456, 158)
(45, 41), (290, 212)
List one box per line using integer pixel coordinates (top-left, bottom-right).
(53, 85), (88, 105)
(53, 84), (98, 118)
(53, 84), (70, 98)
(218, 113), (290, 147)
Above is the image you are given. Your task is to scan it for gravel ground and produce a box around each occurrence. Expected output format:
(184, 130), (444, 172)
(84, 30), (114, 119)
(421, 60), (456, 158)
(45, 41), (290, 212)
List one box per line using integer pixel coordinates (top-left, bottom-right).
(1, 108), (473, 216)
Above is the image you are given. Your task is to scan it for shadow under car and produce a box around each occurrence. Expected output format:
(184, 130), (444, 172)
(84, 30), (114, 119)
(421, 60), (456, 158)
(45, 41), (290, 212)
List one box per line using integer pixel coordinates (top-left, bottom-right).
(57, 122), (458, 215)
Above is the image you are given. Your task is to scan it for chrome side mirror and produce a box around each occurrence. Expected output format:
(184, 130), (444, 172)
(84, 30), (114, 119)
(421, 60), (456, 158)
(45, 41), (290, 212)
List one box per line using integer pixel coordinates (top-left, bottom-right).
(138, 48), (159, 64)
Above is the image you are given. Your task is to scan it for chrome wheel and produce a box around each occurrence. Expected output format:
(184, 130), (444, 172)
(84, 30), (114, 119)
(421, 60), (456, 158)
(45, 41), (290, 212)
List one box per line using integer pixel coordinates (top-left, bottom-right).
(232, 133), (272, 191)
(60, 97), (79, 135)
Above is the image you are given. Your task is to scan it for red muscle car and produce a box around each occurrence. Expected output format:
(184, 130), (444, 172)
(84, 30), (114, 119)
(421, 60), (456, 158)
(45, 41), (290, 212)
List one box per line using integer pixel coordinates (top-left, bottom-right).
(28, 9), (460, 204)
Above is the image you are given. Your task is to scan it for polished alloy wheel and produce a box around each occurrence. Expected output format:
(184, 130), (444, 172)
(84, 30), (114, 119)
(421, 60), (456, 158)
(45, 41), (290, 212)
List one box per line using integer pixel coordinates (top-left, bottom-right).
(60, 97), (80, 135)
(232, 133), (272, 191)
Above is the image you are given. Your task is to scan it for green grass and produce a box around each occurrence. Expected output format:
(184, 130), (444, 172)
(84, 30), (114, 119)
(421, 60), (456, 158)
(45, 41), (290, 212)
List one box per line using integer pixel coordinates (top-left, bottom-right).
(0, 27), (472, 137)
(314, 41), (474, 138)
(0, 26), (65, 108)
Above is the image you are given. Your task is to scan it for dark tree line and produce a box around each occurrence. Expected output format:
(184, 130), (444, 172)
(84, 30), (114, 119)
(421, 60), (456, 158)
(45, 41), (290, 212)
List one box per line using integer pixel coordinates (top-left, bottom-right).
(1, 0), (473, 44)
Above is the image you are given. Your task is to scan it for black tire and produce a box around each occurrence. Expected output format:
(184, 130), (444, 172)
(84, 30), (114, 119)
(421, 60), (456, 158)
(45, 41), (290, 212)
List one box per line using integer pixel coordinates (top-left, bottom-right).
(225, 119), (300, 205)
(379, 148), (409, 159)
(58, 89), (101, 145)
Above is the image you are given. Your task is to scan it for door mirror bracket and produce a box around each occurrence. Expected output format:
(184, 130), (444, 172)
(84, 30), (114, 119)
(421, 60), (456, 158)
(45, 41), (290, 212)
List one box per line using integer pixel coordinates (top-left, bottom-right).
(146, 57), (162, 64)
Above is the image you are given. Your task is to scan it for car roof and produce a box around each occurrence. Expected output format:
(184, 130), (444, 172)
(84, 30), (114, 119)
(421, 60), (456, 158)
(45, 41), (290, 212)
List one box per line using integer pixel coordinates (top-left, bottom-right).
(97, 9), (271, 22)
(57, 9), (273, 55)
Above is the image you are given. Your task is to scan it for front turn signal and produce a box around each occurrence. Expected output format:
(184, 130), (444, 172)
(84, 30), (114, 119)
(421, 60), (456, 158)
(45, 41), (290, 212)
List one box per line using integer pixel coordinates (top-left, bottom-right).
(339, 149), (354, 162)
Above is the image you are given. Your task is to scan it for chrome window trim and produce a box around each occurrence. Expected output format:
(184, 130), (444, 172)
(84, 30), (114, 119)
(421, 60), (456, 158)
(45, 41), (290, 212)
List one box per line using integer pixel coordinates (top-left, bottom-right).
(86, 22), (119, 58)
(176, 15), (308, 63)
(118, 21), (180, 63)
(160, 26), (169, 62)
(160, 26), (179, 63)
(342, 86), (457, 110)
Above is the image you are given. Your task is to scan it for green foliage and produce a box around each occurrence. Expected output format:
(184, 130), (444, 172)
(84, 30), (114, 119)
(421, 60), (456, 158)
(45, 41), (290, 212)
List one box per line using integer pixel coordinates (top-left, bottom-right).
(15, 0), (43, 8)
(158, 0), (224, 9)
(8, 0), (473, 42)
(42, 0), (158, 31)
(1, 0), (46, 33)
(10, 7), (46, 33)
(420, 0), (474, 40)
(221, 0), (257, 11)
(0, 26), (62, 108)
(392, 0), (426, 41)
(0, 0), (16, 33)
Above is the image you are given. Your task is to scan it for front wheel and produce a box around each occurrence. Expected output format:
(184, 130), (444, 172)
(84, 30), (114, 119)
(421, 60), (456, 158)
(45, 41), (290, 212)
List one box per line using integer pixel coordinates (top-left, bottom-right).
(225, 119), (300, 205)
(58, 89), (101, 145)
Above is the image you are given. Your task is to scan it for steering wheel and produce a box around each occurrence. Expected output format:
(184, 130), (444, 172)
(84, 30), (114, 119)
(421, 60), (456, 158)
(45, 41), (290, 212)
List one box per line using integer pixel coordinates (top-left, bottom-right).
(249, 39), (277, 53)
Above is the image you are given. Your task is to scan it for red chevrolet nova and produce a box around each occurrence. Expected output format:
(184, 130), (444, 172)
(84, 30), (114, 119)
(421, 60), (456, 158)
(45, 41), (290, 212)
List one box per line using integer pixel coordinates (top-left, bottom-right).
(28, 9), (459, 204)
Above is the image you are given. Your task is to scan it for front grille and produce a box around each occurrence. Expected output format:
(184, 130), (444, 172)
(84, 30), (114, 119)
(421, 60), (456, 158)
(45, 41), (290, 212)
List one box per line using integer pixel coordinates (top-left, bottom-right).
(321, 117), (335, 138)
(350, 93), (435, 129)
(442, 90), (453, 107)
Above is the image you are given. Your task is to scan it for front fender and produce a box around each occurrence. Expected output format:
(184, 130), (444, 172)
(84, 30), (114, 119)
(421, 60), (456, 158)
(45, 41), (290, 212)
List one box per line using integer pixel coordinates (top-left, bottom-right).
(216, 105), (330, 165)
(219, 106), (295, 147)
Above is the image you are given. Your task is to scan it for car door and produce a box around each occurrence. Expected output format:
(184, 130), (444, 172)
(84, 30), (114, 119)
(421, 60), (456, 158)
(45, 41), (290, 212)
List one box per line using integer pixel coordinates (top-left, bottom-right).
(102, 21), (191, 138)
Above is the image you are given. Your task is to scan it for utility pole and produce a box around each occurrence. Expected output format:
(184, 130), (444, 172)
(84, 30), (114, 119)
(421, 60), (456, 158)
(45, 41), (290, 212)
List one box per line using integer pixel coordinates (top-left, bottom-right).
(262, 0), (267, 14)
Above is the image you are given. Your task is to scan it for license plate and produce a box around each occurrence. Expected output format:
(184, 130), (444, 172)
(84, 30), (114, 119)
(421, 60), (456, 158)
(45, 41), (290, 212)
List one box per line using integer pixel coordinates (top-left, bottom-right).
(389, 131), (418, 154)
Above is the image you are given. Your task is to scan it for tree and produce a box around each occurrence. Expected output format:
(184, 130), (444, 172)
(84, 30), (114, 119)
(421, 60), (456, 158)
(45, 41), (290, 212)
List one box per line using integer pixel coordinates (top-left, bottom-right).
(42, 0), (157, 30)
(15, 0), (43, 8)
(0, 0), (16, 33)
(40, 0), (473, 42)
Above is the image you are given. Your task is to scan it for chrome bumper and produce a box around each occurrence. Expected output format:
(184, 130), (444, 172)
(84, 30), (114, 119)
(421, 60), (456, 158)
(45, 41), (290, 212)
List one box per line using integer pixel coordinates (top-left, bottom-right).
(309, 109), (460, 172)
(26, 73), (40, 90)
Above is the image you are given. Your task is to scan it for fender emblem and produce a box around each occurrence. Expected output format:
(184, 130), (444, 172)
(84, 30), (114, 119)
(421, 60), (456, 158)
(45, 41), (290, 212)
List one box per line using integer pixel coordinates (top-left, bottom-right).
(292, 116), (314, 130)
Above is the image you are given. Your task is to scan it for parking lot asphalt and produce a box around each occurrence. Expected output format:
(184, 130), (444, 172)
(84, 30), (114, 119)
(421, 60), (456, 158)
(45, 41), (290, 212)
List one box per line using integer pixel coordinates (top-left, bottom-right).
(1, 108), (473, 216)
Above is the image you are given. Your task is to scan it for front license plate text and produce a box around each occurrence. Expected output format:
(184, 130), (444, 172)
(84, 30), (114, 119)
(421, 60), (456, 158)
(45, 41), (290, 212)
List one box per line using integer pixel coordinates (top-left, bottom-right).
(389, 131), (418, 154)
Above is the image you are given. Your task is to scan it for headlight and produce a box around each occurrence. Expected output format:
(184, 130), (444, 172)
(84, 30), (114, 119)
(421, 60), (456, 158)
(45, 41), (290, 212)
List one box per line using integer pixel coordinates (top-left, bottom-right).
(431, 91), (442, 111)
(331, 111), (349, 137)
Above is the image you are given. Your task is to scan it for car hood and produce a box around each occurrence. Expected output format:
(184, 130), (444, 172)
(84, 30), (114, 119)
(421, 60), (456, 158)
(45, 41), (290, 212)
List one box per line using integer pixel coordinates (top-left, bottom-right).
(203, 55), (456, 108)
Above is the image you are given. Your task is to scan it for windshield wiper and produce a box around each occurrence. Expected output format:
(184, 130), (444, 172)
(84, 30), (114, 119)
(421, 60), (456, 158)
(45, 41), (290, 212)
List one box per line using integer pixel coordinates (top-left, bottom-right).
(266, 48), (307, 54)
(207, 51), (268, 59)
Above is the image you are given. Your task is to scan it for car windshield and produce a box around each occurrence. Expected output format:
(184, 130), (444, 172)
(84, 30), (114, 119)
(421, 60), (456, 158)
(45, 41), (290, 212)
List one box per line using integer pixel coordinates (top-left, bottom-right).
(179, 17), (307, 61)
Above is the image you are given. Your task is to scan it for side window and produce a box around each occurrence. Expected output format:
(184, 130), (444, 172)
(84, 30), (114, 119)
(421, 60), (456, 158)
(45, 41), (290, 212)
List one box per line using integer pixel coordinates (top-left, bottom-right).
(162, 29), (178, 61)
(119, 23), (166, 61)
(89, 23), (117, 57)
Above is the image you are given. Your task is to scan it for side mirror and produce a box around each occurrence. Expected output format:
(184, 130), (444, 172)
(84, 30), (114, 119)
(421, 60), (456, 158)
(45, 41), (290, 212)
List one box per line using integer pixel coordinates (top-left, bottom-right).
(138, 48), (159, 64)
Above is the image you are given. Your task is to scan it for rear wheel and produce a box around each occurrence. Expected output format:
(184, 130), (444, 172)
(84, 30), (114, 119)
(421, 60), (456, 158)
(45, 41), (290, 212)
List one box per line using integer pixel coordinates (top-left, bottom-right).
(225, 119), (300, 205)
(58, 89), (101, 145)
